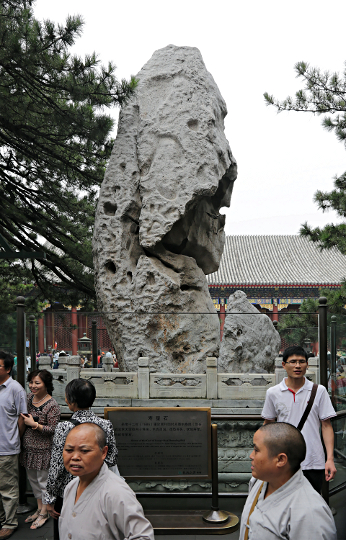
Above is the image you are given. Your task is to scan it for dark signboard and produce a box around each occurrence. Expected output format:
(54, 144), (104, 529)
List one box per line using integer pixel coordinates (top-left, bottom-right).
(104, 407), (211, 480)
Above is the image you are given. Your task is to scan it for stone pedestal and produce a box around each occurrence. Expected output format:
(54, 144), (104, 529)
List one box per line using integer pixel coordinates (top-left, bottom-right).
(38, 355), (51, 369)
(57, 355), (69, 370)
(138, 357), (149, 399)
(66, 355), (81, 383)
(103, 353), (113, 372)
(206, 357), (218, 399)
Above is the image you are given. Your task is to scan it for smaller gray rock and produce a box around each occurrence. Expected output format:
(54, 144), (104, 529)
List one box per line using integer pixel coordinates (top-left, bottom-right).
(219, 291), (280, 373)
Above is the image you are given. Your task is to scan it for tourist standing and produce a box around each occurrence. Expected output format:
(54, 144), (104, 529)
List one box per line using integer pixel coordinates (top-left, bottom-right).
(239, 423), (336, 539)
(262, 345), (336, 493)
(60, 424), (153, 540)
(20, 369), (60, 530)
(0, 351), (27, 539)
(45, 379), (118, 539)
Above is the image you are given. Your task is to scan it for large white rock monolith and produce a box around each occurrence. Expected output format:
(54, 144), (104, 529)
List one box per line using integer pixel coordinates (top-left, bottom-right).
(93, 45), (237, 373)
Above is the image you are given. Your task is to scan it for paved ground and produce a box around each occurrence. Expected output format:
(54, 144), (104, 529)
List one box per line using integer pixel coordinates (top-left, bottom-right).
(9, 473), (346, 540)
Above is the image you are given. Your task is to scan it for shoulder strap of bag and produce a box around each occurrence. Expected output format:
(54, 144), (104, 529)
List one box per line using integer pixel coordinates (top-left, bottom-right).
(244, 481), (264, 540)
(69, 418), (81, 427)
(297, 383), (318, 432)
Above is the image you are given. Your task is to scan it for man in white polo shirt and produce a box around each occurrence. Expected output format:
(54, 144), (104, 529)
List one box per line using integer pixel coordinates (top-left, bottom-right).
(262, 345), (336, 493)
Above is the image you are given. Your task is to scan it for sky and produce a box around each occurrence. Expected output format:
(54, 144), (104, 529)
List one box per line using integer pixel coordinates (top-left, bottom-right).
(34, 0), (346, 236)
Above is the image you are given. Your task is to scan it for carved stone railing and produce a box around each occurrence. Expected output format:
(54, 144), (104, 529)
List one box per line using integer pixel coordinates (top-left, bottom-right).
(44, 354), (319, 403)
(39, 353), (320, 494)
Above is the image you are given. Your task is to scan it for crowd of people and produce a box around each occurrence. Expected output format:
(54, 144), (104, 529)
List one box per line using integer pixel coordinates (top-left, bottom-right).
(0, 345), (340, 540)
(0, 351), (148, 540)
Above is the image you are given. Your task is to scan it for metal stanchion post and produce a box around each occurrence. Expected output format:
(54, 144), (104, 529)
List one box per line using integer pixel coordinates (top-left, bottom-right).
(16, 297), (33, 514)
(92, 320), (98, 369)
(318, 297), (330, 506)
(319, 297), (328, 389)
(29, 315), (36, 372)
(203, 424), (232, 524)
(330, 315), (337, 405)
(16, 296), (25, 388)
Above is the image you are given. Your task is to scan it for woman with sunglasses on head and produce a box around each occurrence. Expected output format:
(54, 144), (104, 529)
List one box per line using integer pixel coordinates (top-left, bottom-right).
(20, 369), (60, 530)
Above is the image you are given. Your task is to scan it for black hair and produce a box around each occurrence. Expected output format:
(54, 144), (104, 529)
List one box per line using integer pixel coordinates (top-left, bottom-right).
(28, 369), (54, 395)
(282, 346), (308, 363)
(0, 351), (14, 374)
(259, 422), (306, 473)
(65, 378), (96, 408)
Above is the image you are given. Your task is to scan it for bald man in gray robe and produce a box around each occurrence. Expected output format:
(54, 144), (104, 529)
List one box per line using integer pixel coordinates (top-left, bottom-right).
(59, 423), (154, 540)
(239, 423), (336, 540)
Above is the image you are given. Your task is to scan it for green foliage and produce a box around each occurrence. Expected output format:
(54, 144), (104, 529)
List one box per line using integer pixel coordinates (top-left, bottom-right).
(278, 298), (319, 347)
(0, 0), (137, 309)
(0, 260), (44, 313)
(265, 61), (346, 312)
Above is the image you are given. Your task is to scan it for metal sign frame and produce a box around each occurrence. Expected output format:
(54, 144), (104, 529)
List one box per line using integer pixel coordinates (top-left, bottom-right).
(104, 407), (212, 480)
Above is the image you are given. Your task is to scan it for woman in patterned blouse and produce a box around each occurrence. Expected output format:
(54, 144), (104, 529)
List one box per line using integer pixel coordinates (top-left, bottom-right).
(20, 369), (60, 529)
(45, 378), (118, 538)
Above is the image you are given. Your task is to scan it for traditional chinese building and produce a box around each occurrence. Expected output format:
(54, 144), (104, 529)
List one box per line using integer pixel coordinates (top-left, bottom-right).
(207, 235), (346, 323)
(36, 235), (346, 355)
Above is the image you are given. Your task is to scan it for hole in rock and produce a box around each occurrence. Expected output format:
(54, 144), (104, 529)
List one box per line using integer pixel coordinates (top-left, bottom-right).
(104, 202), (117, 216)
(180, 284), (200, 292)
(140, 161), (151, 176)
(187, 119), (198, 131)
(172, 352), (184, 363)
(127, 271), (132, 283)
(105, 261), (116, 274)
(147, 273), (155, 285)
(120, 163), (126, 170)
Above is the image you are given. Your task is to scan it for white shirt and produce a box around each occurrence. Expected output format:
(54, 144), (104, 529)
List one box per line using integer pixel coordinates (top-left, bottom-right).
(262, 378), (336, 469)
(60, 463), (154, 540)
(239, 469), (336, 540)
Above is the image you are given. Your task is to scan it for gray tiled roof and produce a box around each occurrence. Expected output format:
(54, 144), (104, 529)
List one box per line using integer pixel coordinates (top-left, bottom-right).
(207, 235), (346, 286)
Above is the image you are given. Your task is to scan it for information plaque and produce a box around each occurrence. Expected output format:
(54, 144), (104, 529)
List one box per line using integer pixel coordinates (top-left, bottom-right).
(104, 407), (211, 480)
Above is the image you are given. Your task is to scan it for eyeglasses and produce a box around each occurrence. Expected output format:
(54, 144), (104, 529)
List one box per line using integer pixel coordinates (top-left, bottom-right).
(285, 360), (307, 365)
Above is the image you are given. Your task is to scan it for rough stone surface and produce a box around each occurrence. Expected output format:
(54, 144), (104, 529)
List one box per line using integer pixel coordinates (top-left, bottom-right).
(93, 45), (237, 373)
(219, 291), (280, 373)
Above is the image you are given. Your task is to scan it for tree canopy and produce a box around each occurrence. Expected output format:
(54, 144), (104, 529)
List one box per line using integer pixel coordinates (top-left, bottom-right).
(265, 61), (346, 312)
(0, 0), (136, 311)
(277, 298), (318, 348)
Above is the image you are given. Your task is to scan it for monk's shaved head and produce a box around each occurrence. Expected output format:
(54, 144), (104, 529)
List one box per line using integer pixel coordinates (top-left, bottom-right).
(66, 423), (107, 450)
(259, 422), (306, 473)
